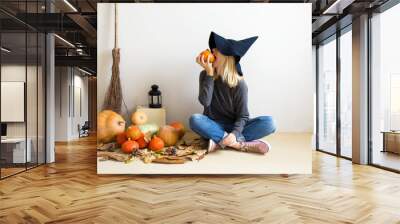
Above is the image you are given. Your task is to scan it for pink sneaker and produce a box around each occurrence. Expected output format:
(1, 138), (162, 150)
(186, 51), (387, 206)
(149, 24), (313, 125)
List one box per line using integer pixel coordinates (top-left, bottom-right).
(207, 139), (221, 153)
(239, 140), (270, 154)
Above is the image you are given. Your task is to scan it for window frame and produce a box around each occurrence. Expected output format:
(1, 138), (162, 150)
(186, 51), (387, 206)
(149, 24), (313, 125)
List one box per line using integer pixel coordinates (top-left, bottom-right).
(315, 24), (353, 161)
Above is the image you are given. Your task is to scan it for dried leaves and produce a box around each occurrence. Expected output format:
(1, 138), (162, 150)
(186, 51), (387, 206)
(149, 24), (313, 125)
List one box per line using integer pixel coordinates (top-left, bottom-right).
(97, 132), (208, 165)
(97, 151), (132, 162)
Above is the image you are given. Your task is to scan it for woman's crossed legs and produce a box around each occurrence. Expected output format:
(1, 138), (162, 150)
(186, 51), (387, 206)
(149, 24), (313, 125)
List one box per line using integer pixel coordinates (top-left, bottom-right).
(189, 114), (276, 154)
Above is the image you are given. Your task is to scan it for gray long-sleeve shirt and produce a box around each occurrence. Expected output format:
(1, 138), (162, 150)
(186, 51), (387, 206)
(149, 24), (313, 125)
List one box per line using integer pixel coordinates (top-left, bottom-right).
(198, 70), (249, 138)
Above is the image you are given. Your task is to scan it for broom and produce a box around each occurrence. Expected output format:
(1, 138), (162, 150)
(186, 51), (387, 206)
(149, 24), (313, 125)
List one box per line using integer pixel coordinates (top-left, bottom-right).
(103, 3), (123, 114)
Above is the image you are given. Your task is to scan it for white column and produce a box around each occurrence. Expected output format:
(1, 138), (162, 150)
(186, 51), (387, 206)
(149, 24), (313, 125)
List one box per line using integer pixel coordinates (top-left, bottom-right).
(46, 32), (55, 163)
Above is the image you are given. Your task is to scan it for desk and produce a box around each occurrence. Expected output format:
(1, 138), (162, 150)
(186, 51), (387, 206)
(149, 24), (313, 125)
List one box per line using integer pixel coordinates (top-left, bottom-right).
(1, 138), (31, 163)
(382, 131), (400, 154)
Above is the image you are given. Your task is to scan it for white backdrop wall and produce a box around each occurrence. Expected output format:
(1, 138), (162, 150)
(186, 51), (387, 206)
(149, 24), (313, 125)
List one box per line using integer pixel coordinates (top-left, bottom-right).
(98, 3), (313, 132)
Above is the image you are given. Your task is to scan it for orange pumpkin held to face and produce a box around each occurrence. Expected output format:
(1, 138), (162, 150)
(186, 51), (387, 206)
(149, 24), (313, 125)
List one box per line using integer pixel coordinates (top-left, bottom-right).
(125, 125), (142, 141)
(200, 49), (215, 63)
(148, 136), (164, 152)
(121, 139), (139, 154)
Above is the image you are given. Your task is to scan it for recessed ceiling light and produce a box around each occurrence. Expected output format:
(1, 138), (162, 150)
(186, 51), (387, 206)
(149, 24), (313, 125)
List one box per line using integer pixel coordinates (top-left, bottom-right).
(54, 34), (75, 48)
(63, 0), (78, 12)
(77, 67), (93, 76)
(323, 0), (354, 15)
(1, 47), (11, 53)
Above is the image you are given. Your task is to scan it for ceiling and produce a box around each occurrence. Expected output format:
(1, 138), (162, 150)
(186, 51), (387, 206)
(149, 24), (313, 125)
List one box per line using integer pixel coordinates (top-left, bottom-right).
(0, 0), (392, 75)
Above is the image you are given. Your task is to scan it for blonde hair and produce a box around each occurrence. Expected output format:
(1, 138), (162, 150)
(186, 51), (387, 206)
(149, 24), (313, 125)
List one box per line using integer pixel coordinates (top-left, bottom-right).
(215, 55), (242, 88)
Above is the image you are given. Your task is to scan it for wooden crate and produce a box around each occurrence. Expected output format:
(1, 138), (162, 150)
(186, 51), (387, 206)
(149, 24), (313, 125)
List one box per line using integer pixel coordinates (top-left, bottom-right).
(136, 106), (166, 127)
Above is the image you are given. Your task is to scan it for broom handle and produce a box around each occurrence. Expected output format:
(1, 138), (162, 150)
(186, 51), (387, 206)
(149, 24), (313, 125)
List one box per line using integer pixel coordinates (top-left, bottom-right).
(114, 3), (118, 48)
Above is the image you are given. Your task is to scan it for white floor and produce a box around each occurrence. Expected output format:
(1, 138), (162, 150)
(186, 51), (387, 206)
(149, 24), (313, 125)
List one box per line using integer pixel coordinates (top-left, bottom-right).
(97, 133), (313, 174)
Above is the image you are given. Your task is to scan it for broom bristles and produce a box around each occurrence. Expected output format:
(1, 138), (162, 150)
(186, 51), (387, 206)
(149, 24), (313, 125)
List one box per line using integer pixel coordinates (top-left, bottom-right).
(103, 48), (122, 113)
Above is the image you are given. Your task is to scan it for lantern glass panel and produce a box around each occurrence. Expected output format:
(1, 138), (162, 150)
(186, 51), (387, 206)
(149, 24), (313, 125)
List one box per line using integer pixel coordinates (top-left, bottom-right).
(152, 96), (158, 104)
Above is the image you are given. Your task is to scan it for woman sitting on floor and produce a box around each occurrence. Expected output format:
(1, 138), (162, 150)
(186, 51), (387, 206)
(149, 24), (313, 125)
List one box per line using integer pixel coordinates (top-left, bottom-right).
(189, 31), (276, 154)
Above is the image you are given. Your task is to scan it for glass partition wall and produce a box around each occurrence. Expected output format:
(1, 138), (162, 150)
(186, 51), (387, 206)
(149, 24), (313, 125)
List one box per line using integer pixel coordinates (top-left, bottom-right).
(370, 3), (400, 172)
(339, 28), (352, 159)
(316, 0), (400, 173)
(316, 27), (352, 159)
(317, 35), (337, 155)
(0, 2), (46, 179)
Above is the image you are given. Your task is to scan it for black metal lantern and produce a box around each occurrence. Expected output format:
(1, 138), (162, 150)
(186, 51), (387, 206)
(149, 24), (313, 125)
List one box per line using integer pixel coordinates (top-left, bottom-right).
(148, 84), (162, 108)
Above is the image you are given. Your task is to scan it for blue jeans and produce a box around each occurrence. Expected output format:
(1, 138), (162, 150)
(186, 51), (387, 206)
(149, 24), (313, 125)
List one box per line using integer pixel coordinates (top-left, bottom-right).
(189, 114), (276, 143)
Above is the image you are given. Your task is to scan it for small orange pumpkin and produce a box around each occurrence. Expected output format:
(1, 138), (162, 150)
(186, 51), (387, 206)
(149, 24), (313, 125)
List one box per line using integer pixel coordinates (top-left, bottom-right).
(157, 125), (180, 146)
(136, 136), (148, 149)
(126, 125), (142, 141)
(121, 139), (139, 154)
(116, 132), (128, 145)
(169, 121), (185, 138)
(148, 136), (164, 152)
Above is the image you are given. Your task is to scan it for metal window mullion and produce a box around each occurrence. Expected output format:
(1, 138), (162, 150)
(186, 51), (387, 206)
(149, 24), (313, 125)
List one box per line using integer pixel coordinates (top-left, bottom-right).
(316, 45), (320, 150)
(68, 68), (71, 118)
(25, 0), (28, 171)
(367, 11), (373, 165)
(0, 25), (2, 179)
(44, 29), (47, 164)
(72, 68), (75, 118)
(336, 29), (341, 157)
(44, 28), (47, 164)
(60, 68), (62, 117)
(36, 0), (39, 167)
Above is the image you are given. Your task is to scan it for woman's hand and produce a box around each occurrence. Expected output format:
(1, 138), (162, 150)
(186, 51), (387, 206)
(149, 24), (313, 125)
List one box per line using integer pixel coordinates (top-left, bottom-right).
(196, 54), (214, 76)
(221, 133), (237, 147)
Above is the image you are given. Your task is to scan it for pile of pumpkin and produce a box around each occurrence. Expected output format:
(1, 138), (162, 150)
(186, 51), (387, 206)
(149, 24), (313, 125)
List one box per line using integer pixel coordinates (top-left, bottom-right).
(97, 110), (186, 157)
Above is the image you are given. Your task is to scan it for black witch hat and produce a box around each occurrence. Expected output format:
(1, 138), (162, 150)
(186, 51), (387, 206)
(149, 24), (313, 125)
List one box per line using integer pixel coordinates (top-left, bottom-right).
(208, 31), (258, 76)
